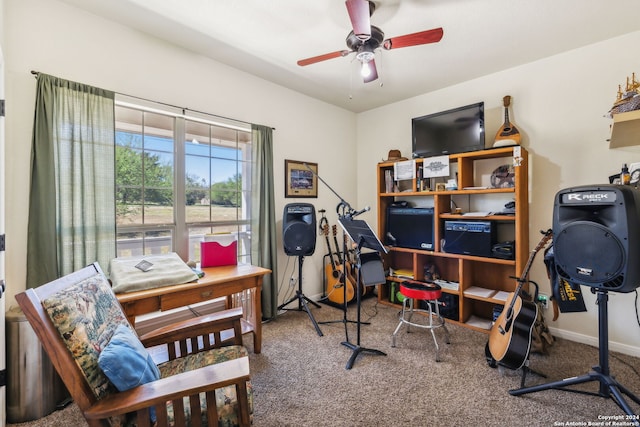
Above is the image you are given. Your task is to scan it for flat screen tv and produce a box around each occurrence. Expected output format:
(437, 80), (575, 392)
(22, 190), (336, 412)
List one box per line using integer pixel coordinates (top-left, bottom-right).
(412, 102), (485, 158)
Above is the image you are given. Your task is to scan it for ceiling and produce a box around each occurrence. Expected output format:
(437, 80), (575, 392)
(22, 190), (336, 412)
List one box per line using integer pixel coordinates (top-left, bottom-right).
(60, 0), (640, 113)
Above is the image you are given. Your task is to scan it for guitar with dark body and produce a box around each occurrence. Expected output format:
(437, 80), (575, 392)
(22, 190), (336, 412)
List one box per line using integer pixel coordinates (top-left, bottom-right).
(488, 230), (552, 370)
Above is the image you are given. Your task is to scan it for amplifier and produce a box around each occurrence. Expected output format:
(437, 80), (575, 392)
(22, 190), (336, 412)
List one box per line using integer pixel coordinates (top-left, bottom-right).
(443, 221), (496, 258)
(385, 206), (434, 250)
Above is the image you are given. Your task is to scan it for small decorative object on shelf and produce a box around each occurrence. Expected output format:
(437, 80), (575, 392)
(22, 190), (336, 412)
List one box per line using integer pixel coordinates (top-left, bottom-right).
(608, 72), (640, 117)
(381, 149), (408, 163)
(621, 163), (631, 185)
(630, 163), (640, 186)
(490, 164), (515, 188)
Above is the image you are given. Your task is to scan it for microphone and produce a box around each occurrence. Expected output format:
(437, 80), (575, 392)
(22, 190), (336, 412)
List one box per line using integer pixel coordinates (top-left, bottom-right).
(350, 206), (370, 218)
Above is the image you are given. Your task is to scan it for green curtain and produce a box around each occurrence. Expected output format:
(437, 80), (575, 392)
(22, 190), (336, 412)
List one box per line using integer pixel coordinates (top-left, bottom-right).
(26, 74), (116, 288)
(251, 124), (278, 319)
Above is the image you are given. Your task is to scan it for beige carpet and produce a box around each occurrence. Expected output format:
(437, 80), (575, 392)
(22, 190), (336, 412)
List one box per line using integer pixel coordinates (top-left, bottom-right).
(9, 296), (640, 426)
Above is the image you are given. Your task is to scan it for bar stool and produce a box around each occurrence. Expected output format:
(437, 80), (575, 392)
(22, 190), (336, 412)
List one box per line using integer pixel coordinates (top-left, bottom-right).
(391, 281), (451, 361)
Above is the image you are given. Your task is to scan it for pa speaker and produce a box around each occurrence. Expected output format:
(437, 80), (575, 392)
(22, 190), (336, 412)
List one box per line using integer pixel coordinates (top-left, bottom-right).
(552, 185), (640, 293)
(282, 203), (316, 256)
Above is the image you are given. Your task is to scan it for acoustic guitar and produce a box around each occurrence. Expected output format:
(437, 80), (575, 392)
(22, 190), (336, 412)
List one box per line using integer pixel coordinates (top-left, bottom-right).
(494, 95), (521, 146)
(488, 229), (552, 370)
(322, 223), (355, 304)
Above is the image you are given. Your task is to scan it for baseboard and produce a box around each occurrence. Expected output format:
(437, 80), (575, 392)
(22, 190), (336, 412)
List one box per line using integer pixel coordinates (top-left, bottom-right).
(549, 326), (640, 358)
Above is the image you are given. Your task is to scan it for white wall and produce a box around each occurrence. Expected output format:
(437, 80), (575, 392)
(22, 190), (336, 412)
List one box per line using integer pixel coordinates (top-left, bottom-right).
(3, 0), (356, 308)
(356, 31), (640, 356)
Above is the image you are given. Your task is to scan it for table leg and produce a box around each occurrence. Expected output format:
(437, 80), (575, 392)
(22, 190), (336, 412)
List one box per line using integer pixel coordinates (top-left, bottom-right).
(253, 287), (262, 354)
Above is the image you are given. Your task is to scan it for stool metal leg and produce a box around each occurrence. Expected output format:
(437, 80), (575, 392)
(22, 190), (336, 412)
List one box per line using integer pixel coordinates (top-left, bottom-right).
(406, 298), (415, 333)
(390, 297), (450, 361)
(429, 302), (450, 362)
(391, 298), (409, 347)
(434, 302), (451, 345)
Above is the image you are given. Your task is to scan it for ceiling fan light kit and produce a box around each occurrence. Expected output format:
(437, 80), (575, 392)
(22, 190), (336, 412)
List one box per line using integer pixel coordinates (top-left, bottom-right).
(297, 0), (444, 83)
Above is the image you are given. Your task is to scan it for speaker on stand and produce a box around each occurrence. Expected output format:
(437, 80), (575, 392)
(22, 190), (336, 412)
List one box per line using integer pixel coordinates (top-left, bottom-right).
(279, 203), (323, 336)
(510, 185), (640, 419)
(283, 203), (317, 257)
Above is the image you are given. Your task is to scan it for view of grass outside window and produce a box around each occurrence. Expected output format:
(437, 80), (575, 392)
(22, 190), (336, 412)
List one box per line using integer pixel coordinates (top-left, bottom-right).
(115, 100), (252, 265)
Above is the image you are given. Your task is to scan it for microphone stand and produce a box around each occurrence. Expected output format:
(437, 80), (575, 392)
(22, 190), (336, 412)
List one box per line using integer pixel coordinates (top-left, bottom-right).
(341, 235), (386, 370)
(318, 203), (369, 327)
(303, 166), (363, 327)
(304, 164), (379, 368)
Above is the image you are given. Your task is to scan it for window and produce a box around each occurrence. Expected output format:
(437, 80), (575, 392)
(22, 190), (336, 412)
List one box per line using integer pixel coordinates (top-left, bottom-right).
(114, 98), (252, 265)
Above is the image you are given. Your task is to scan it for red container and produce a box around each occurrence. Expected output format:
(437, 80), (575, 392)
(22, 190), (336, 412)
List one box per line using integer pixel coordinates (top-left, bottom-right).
(201, 239), (237, 267)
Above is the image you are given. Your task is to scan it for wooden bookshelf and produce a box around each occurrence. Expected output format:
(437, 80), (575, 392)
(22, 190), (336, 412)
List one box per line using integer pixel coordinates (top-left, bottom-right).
(376, 146), (529, 333)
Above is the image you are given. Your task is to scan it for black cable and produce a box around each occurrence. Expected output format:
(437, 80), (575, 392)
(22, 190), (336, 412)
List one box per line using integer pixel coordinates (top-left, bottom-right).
(277, 256), (295, 309)
(611, 350), (640, 380)
(361, 293), (380, 322)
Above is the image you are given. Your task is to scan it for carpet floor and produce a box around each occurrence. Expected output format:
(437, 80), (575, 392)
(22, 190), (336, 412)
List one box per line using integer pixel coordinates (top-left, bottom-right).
(9, 296), (640, 426)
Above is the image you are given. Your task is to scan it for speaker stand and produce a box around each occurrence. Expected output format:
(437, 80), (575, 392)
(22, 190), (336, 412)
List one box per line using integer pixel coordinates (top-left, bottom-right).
(510, 290), (640, 420)
(278, 256), (323, 337)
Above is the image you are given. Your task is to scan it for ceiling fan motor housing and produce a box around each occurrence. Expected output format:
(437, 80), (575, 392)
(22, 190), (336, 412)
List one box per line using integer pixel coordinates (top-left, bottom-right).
(347, 25), (384, 59)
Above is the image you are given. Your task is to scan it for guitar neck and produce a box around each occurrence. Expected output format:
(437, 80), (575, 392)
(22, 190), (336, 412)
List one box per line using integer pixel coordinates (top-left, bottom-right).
(512, 252), (534, 295)
(332, 226), (343, 264)
(326, 236), (337, 270)
(506, 231), (553, 311)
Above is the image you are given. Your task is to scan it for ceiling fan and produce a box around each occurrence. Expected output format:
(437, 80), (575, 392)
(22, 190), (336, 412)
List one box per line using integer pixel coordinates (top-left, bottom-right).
(297, 0), (444, 83)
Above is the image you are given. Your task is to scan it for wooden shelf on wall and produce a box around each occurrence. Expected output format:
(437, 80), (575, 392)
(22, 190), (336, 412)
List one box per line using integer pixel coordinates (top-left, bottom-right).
(609, 109), (640, 148)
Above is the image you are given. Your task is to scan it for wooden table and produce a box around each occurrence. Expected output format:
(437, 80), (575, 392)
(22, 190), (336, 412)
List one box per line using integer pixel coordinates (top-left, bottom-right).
(116, 264), (271, 353)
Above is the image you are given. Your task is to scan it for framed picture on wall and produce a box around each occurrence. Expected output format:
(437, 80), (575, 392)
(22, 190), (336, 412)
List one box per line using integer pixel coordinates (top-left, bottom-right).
(285, 159), (318, 198)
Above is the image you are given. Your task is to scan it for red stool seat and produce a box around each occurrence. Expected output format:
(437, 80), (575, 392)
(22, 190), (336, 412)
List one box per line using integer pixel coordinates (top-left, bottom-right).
(392, 280), (450, 361)
(399, 281), (442, 300)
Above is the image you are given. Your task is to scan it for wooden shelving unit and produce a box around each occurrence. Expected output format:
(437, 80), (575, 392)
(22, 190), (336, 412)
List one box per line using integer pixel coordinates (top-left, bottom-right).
(376, 146), (529, 333)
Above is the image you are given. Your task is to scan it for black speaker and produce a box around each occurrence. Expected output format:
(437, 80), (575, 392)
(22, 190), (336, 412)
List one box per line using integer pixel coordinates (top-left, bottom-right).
(282, 203), (316, 256)
(553, 184), (640, 293)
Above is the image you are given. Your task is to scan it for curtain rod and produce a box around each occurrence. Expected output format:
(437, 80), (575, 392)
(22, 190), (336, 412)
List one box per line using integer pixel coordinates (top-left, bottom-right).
(30, 70), (275, 131)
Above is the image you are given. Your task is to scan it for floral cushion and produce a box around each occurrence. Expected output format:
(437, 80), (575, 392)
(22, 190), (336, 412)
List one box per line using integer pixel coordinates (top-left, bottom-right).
(158, 345), (254, 426)
(42, 272), (129, 399)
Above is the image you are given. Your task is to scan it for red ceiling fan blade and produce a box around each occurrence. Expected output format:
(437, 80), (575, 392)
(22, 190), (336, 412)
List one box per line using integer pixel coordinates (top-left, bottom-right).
(345, 0), (372, 40)
(383, 27), (444, 50)
(362, 59), (378, 83)
(297, 50), (350, 66)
